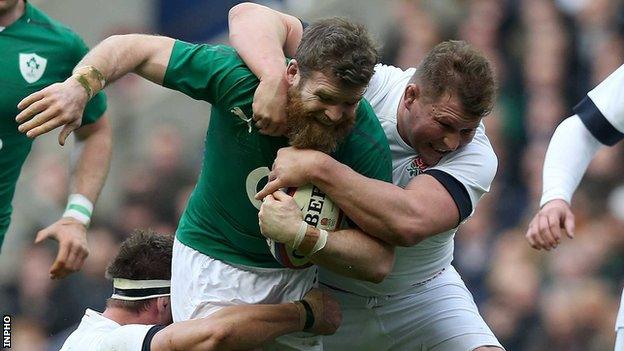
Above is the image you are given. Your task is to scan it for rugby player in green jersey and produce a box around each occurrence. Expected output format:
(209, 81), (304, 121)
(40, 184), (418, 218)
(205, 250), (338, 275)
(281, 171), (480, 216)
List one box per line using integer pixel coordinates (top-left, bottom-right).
(0, 0), (111, 279)
(16, 19), (393, 349)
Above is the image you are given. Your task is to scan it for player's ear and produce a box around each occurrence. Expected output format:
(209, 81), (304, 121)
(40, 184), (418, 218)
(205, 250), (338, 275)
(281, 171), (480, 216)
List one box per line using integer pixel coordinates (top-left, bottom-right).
(286, 60), (299, 86)
(404, 83), (420, 108)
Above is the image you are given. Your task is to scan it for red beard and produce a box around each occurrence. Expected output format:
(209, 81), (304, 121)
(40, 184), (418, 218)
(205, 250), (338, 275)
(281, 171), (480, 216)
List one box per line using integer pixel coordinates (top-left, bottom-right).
(285, 87), (356, 154)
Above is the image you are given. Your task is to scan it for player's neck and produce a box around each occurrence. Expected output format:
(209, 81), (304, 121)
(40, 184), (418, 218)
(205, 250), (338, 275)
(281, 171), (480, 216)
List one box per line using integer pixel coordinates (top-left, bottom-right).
(102, 307), (156, 325)
(0, 0), (25, 27)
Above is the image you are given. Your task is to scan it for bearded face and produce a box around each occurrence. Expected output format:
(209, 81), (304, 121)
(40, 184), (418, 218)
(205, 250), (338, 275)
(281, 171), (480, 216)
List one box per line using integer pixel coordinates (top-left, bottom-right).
(284, 83), (357, 154)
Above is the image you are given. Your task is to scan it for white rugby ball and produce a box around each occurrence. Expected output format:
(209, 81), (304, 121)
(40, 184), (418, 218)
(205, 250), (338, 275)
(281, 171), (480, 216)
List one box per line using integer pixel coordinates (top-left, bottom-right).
(267, 184), (344, 269)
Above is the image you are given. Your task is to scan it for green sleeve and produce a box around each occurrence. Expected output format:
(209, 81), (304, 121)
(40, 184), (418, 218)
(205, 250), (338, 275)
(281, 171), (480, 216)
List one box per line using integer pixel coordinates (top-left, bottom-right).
(72, 33), (107, 125)
(162, 40), (258, 111)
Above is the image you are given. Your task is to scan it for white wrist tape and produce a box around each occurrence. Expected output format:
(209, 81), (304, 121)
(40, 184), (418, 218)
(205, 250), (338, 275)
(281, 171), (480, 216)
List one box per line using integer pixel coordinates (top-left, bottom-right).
(63, 193), (93, 226)
(310, 229), (328, 255)
(292, 221), (308, 249)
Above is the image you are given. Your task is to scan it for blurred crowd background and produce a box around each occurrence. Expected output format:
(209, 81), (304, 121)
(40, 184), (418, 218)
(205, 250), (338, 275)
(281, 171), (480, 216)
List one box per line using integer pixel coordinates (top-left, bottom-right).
(1, 0), (624, 350)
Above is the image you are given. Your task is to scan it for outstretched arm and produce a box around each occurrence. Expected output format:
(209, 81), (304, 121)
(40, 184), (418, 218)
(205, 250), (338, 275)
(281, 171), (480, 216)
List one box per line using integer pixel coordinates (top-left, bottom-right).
(526, 115), (601, 250)
(37, 115), (112, 279)
(228, 2), (303, 135)
(527, 62), (624, 250)
(151, 288), (341, 351)
(16, 34), (174, 143)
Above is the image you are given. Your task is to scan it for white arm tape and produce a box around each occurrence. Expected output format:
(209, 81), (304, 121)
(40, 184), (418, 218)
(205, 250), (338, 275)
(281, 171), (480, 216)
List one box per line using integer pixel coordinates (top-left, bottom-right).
(310, 229), (328, 255)
(540, 115), (603, 207)
(292, 221), (308, 249)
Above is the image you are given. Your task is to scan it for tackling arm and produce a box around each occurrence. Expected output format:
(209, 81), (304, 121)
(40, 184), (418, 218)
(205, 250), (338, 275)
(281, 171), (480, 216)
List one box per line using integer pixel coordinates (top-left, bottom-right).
(309, 227), (394, 283)
(310, 156), (460, 246)
(257, 148), (465, 247)
(151, 304), (302, 351)
(228, 2), (304, 135)
(228, 2), (302, 79)
(151, 289), (340, 351)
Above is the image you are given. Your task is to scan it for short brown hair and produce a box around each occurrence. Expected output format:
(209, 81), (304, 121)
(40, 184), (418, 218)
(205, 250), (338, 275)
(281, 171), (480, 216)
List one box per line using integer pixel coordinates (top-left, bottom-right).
(105, 229), (173, 313)
(295, 17), (379, 88)
(412, 40), (496, 119)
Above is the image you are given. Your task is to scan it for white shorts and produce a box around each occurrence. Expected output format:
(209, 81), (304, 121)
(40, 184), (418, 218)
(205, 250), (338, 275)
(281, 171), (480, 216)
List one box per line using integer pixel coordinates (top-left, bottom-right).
(171, 237), (322, 350)
(323, 265), (503, 351)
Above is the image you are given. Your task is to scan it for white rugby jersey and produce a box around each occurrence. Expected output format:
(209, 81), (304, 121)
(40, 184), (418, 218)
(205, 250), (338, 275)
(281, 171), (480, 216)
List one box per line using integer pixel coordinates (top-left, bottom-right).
(320, 64), (497, 296)
(60, 309), (163, 351)
(576, 63), (624, 145)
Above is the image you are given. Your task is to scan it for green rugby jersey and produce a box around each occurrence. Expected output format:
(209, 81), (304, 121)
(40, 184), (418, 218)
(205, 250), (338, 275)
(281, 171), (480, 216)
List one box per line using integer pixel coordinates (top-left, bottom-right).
(164, 40), (392, 268)
(0, 3), (107, 248)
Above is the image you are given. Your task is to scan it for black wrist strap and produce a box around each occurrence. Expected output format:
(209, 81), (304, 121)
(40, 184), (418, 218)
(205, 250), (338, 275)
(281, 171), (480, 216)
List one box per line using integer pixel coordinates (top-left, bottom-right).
(299, 299), (315, 331)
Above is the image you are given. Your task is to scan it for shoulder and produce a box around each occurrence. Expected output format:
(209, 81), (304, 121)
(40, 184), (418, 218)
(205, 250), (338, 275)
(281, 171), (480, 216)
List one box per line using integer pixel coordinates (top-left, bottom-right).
(335, 99), (392, 180)
(98, 324), (159, 351)
(164, 41), (257, 107)
(169, 41), (246, 70)
(576, 63), (624, 145)
(27, 4), (86, 48)
(23, 3), (91, 64)
(352, 99), (385, 138)
(365, 64), (414, 116)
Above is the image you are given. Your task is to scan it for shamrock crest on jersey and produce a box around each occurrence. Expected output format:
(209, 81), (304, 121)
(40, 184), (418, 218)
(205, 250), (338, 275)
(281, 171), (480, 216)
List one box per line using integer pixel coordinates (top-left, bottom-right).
(19, 53), (47, 83)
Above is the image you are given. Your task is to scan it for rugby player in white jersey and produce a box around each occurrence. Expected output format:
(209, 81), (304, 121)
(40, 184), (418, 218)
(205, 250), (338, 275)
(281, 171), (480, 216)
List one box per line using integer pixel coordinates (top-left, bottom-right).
(229, 3), (503, 350)
(525, 64), (624, 351)
(61, 229), (341, 351)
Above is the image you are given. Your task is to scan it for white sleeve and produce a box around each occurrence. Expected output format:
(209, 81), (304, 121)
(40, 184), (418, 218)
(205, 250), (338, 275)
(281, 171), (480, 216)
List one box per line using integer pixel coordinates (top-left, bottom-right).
(97, 324), (161, 351)
(575, 63), (624, 145)
(425, 123), (498, 222)
(364, 64), (414, 108)
(540, 115), (603, 206)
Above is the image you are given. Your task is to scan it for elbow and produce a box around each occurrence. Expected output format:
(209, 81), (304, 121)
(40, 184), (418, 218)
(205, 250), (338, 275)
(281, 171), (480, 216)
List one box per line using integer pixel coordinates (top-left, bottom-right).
(365, 247), (394, 284)
(388, 221), (426, 247)
(228, 2), (259, 23)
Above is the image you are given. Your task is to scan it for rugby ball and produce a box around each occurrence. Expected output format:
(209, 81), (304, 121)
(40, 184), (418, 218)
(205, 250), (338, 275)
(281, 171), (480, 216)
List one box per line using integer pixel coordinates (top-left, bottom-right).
(267, 184), (344, 269)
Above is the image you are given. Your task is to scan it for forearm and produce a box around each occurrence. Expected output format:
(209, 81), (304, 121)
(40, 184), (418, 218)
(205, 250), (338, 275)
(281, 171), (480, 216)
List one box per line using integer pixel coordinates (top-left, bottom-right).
(70, 116), (112, 204)
(228, 2), (301, 78)
(73, 34), (173, 90)
(311, 156), (421, 246)
(540, 115), (603, 206)
(306, 226), (394, 283)
(155, 304), (302, 351)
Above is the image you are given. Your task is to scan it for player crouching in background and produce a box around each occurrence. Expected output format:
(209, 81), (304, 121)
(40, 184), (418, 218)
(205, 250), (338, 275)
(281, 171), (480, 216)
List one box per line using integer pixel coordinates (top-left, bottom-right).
(60, 229), (341, 351)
